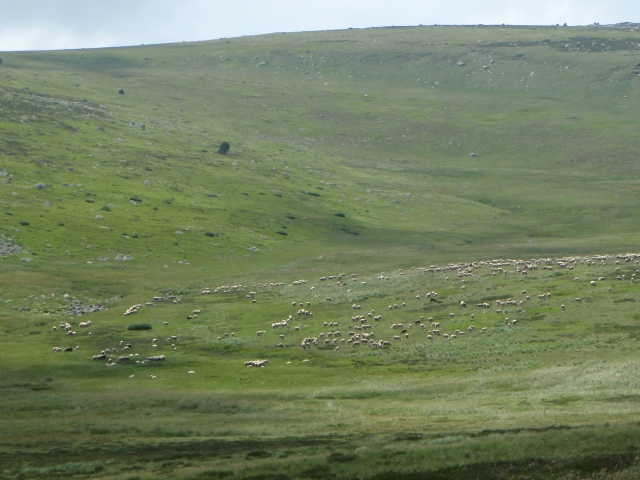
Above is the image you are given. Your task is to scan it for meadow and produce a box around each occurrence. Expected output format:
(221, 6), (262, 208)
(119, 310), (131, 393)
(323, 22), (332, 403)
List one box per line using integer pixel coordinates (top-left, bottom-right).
(1, 23), (640, 478)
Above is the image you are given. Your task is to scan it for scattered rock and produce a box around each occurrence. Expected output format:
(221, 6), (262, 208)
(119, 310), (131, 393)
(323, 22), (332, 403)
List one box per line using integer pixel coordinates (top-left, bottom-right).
(98, 257), (109, 261)
(115, 254), (133, 261)
(144, 180), (152, 186)
(21, 257), (33, 262)
(470, 153), (478, 157)
(0, 238), (22, 256)
(174, 231), (183, 235)
(35, 183), (46, 190)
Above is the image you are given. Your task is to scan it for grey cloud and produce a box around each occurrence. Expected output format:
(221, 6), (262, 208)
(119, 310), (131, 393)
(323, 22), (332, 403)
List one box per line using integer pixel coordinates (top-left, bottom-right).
(0, 0), (638, 51)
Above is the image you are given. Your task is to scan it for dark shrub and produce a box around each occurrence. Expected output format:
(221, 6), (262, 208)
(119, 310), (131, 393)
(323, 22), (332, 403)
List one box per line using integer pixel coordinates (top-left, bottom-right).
(118, 88), (125, 94)
(128, 323), (152, 331)
(218, 141), (230, 155)
(334, 212), (345, 217)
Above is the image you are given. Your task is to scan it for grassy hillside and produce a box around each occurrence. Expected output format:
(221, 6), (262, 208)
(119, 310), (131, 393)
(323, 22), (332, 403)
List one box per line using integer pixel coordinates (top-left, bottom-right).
(2, 24), (640, 479)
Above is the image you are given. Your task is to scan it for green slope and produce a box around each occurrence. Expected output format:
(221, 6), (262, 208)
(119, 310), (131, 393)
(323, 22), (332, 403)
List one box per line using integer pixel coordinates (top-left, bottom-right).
(1, 24), (640, 279)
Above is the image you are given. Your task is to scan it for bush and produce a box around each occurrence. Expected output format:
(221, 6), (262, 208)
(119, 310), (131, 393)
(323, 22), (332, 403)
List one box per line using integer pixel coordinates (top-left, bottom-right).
(218, 141), (230, 155)
(246, 450), (271, 459)
(277, 231), (288, 236)
(101, 205), (111, 212)
(118, 88), (125, 94)
(334, 212), (345, 217)
(205, 232), (218, 237)
(127, 323), (152, 331)
(328, 452), (356, 462)
(19, 221), (30, 226)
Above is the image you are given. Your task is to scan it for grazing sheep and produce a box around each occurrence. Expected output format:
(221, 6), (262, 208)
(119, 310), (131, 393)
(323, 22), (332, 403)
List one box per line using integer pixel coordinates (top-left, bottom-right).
(146, 355), (166, 361)
(188, 371), (195, 374)
(245, 359), (268, 367)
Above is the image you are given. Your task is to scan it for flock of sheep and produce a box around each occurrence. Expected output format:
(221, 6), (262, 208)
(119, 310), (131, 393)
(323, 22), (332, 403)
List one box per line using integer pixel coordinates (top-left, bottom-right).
(49, 252), (639, 375)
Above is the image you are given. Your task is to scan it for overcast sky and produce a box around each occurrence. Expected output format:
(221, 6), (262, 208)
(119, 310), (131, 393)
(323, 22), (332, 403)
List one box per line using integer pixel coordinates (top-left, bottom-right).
(0, 0), (638, 52)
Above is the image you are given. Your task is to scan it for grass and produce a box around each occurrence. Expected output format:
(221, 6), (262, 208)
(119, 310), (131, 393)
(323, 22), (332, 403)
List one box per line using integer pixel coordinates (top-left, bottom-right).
(1, 22), (640, 478)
